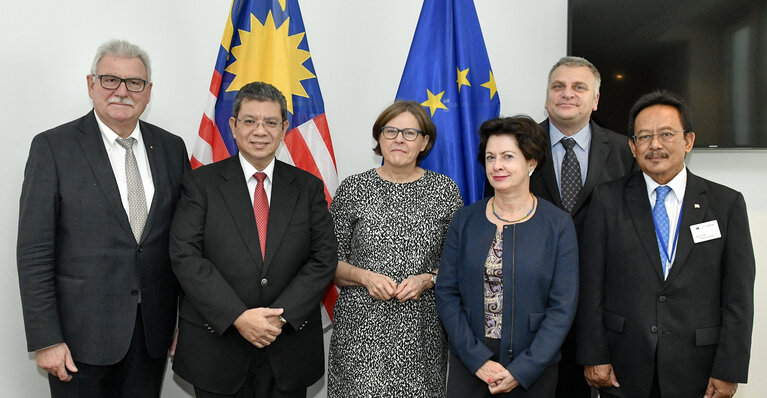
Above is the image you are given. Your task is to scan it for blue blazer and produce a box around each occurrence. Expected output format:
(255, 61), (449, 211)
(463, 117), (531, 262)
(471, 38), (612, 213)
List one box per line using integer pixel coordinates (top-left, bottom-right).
(436, 197), (578, 388)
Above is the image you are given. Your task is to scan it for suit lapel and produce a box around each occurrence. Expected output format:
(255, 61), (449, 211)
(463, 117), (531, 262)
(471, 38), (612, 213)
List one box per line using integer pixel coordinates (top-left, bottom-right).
(574, 123), (609, 214)
(138, 121), (168, 243)
(262, 161), (298, 276)
(665, 171), (707, 283)
(625, 173), (665, 280)
(76, 111), (134, 240)
(540, 121), (564, 207)
(219, 157), (264, 269)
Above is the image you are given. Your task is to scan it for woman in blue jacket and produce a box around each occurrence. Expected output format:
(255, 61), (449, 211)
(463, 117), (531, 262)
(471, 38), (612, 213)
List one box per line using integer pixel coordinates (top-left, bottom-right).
(436, 116), (578, 397)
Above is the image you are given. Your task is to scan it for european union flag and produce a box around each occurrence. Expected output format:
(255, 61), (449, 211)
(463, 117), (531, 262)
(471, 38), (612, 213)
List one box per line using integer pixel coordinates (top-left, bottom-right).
(395, 0), (500, 205)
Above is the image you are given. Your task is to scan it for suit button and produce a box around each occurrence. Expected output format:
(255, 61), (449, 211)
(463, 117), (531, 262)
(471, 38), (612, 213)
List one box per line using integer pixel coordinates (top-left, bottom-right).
(659, 296), (666, 302)
(651, 326), (658, 333)
(261, 278), (268, 286)
(137, 246), (143, 252)
(130, 289), (139, 296)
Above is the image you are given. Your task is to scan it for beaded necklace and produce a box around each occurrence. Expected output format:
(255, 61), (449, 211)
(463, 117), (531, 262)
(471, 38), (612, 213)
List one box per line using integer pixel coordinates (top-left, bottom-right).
(491, 194), (536, 223)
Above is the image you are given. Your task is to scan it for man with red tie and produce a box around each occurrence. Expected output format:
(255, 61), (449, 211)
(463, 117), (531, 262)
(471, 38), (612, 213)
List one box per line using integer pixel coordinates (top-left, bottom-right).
(170, 81), (337, 398)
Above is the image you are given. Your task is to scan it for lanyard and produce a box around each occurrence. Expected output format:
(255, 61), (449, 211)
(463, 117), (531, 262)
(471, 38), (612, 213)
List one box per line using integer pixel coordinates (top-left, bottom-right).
(653, 202), (683, 279)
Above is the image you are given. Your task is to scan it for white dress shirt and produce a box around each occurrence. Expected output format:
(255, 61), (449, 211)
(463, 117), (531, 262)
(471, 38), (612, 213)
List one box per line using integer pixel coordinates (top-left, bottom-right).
(96, 113), (155, 217)
(240, 154), (275, 205)
(643, 166), (687, 276)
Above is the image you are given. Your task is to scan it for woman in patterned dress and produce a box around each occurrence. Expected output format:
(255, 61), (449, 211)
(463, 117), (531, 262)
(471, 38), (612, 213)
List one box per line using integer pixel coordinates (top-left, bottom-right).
(327, 101), (463, 397)
(435, 116), (578, 397)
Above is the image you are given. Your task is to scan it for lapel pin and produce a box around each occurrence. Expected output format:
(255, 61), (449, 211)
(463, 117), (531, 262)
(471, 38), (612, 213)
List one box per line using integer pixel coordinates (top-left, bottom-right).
(694, 203), (700, 208)
(150, 145), (154, 150)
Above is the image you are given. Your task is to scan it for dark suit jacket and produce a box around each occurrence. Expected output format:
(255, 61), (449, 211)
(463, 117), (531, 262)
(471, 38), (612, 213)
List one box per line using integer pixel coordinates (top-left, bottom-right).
(436, 197), (578, 389)
(530, 119), (635, 236)
(170, 156), (337, 394)
(576, 170), (755, 397)
(17, 110), (190, 364)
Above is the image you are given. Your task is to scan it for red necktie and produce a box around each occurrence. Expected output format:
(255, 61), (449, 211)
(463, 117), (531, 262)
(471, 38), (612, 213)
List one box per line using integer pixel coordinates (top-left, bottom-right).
(253, 172), (269, 259)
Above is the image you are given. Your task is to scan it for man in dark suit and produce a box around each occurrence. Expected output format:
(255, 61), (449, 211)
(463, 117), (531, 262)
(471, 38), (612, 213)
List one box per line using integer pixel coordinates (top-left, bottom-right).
(170, 81), (337, 398)
(577, 91), (755, 398)
(530, 56), (635, 398)
(17, 39), (190, 397)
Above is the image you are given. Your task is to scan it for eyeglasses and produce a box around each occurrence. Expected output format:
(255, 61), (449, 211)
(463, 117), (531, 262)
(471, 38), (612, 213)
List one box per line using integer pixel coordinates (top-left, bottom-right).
(632, 129), (685, 146)
(236, 118), (283, 130)
(380, 126), (423, 141)
(93, 74), (148, 92)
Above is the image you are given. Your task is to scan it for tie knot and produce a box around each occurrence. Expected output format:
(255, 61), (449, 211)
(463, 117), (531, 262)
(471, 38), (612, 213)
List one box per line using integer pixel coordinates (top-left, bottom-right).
(561, 137), (577, 150)
(655, 185), (672, 201)
(254, 172), (267, 183)
(115, 137), (136, 151)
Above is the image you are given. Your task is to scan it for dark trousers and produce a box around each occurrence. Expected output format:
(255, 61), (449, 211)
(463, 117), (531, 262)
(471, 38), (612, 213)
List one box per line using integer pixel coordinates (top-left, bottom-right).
(555, 329), (593, 398)
(447, 338), (558, 398)
(193, 349), (305, 398)
(48, 307), (167, 398)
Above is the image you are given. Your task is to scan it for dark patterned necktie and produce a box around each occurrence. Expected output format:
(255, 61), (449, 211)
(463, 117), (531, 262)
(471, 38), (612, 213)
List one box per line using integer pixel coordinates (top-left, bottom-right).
(560, 137), (582, 214)
(115, 137), (147, 242)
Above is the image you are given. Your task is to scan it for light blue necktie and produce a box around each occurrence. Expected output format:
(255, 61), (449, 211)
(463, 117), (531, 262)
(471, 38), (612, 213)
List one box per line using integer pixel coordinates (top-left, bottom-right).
(652, 186), (672, 272)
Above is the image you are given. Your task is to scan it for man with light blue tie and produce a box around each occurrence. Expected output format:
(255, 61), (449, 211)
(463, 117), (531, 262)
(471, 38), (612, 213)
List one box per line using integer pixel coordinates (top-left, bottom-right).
(576, 91), (755, 398)
(530, 56), (635, 398)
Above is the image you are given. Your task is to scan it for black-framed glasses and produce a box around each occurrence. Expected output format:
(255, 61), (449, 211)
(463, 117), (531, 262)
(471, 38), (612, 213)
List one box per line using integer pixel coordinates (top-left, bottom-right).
(632, 129), (685, 146)
(93, 74), (148, 92)
(381, 126), (423, 141)
(236, 118), (283, 130)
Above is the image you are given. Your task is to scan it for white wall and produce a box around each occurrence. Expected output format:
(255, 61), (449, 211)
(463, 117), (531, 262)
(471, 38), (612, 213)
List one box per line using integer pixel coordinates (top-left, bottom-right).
(0, 1), (763, 397)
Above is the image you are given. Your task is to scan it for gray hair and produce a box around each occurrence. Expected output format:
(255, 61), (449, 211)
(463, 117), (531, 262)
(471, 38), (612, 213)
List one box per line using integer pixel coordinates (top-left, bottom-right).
(233, 82), (288, 122)
(548, 56), (601, 97)
(90, 39), (152, 81)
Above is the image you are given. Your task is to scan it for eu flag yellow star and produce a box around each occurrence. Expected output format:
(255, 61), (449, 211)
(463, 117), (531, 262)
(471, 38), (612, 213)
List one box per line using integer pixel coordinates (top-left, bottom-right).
(421, 89), (448, 116)
(481, 71), (498, 99)
(457, 67), (471, 92)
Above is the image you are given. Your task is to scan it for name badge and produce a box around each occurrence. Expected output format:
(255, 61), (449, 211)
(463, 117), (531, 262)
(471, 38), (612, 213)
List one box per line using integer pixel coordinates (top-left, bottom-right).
(690, 220), (721, 243)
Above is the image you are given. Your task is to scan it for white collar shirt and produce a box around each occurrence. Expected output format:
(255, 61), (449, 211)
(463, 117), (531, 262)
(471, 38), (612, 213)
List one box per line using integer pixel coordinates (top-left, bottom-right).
(240, 154), (275, 205)
(95, 112), (155, 217)
(643, 166), (687, 276)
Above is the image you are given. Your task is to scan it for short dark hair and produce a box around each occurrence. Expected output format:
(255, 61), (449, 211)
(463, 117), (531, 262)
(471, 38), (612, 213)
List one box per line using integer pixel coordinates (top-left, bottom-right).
(628, 90), (693, 136)
(372, 101), (436, 164)
(477, 115), (546, 165)
(232, 82), (288, 121)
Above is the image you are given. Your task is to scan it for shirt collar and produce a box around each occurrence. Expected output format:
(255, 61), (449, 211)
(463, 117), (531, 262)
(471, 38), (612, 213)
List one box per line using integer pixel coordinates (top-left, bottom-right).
(94, 111), (143, 146)
(643, 165), (687, 202)
(549, 121), (592, 151)
(239, 154), (275, 183)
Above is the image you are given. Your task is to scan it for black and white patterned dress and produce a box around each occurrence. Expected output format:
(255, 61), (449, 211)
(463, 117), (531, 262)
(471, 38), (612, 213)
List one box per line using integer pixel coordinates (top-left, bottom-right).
(327, 169), (463, 398)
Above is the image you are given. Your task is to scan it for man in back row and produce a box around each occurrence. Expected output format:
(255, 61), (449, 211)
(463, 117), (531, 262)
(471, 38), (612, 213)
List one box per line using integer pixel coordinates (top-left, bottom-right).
(530, 56), (635, 398)
(17, 39), (189, 397)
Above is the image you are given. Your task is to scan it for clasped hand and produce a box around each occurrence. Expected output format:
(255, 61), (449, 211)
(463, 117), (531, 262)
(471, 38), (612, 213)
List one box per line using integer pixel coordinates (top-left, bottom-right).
(233, 307), (285, 348)
(475, 360), (519, 394)
(363, 271), (431, 302)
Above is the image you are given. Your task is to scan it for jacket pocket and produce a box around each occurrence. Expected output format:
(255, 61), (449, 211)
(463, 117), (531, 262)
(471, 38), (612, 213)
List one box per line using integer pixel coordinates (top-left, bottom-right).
(529, 312), (545, 331)
(603, 310), (625, 333)
(695, 325), (721, 346)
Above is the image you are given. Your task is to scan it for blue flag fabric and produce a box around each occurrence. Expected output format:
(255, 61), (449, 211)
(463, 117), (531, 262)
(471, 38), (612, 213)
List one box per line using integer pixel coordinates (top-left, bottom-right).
(395, 0), (500, 204)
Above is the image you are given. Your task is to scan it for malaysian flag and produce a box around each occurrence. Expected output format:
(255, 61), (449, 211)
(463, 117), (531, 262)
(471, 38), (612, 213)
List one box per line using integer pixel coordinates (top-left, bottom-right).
(192, 0), (339, 326)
